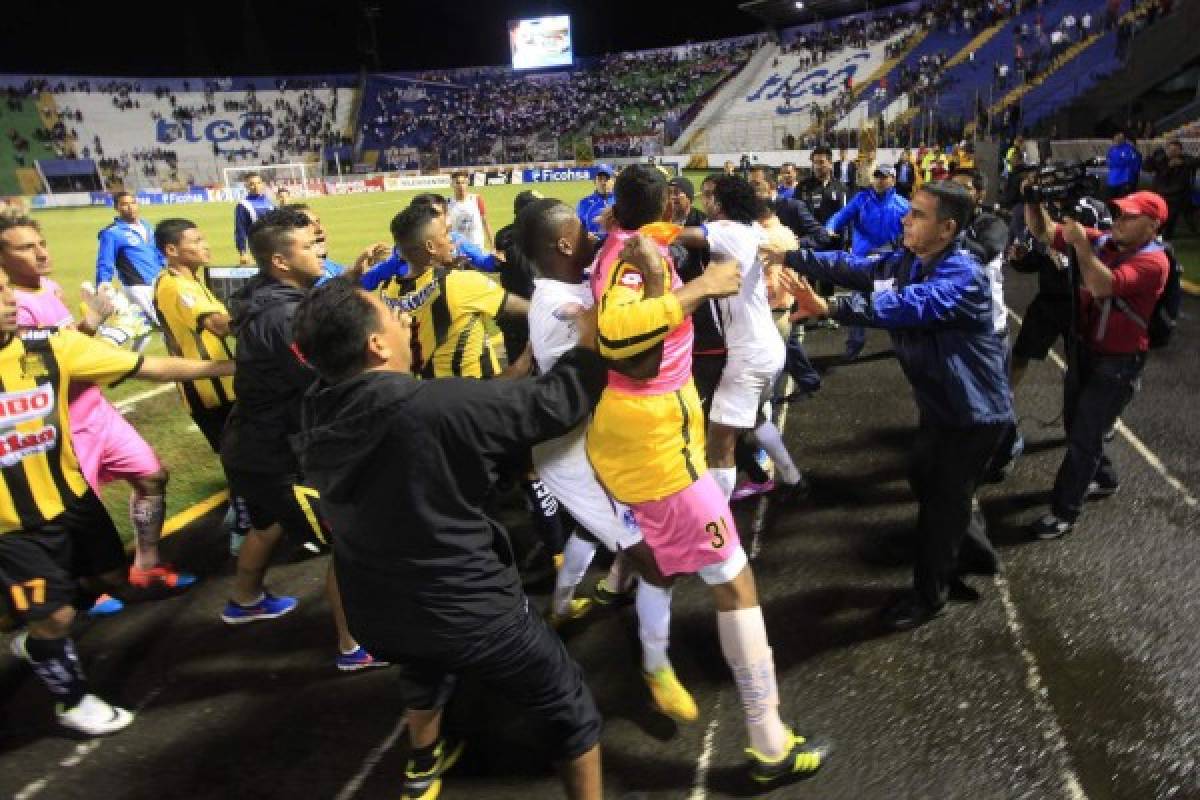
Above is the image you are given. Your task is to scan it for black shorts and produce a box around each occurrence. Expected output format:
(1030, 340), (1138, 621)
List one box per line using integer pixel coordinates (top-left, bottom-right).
(191, 403), (234, 454)
(223, 468), (328, 549)
(1013, 294), (1072, 361)
(0, 491), (125, 621)
(390, 602), (602, 762)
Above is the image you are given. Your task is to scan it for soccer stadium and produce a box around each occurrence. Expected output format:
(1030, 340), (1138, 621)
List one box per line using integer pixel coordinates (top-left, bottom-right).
(0, 0), (1198, 797)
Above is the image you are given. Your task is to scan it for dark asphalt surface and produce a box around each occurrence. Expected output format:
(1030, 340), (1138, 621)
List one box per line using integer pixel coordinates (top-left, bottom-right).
(0, 270), (1197, 800)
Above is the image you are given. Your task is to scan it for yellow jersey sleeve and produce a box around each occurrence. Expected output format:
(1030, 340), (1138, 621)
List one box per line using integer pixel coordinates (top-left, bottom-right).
(158, 274), (226, 334)
(51, 328), (142, 386)
(446, 270), (507, 319)
(597, 259), (685, 362)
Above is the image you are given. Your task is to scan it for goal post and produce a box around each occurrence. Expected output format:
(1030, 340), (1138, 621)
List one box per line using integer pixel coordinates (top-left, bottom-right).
(222, 163), (311, 197)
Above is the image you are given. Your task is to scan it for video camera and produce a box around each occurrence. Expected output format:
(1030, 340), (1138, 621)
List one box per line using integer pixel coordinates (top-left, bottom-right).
(1019, 157), (1105, 218)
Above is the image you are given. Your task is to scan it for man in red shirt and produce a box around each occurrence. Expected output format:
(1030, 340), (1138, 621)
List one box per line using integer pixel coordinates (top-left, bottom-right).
(1023, 191), (1170, 538)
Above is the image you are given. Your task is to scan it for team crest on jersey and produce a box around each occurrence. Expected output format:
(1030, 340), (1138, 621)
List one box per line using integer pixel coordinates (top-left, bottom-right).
(0, 385), (54, 426)
(619, 270), (643, 289)
(179, 292), (197, 309)
(0, 425), (57, 468)
(552, 302), (585, 321)
(19, 353), (49, 380)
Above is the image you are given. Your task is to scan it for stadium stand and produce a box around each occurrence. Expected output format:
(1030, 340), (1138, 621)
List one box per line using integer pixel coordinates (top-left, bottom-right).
(0, 85), (60, 194)
(359, 38), (758, 170)
(0, 76), (357, 190)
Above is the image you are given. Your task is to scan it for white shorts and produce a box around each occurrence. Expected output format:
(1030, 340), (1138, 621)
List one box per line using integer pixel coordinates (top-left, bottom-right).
(697, 543), (748, 586)
(709, 355), (783, 430)
(532, 425), (643, 553)
(124, 284), (159, 326)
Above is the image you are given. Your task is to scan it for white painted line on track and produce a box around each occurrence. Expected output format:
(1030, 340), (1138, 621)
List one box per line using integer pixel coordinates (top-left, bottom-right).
(114, 383), (173, 414)
(335, 716), (409, 800)
(993, 574), (1089, 800)
(1006, 308), (1198, 509)
(690, 383), (792, 797)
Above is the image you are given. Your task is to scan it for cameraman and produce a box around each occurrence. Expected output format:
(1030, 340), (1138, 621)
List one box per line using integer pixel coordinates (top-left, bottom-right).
(1023, 190), (1170, 539)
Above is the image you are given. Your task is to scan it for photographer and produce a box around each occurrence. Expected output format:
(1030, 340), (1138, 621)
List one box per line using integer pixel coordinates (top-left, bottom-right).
(1023, 190), (1170, 539)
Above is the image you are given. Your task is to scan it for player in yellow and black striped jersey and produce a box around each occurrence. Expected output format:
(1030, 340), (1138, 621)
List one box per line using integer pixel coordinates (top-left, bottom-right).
(386, 203), (530, 379)
(0, 265), (235, 736)
(151, 219), (236, 451)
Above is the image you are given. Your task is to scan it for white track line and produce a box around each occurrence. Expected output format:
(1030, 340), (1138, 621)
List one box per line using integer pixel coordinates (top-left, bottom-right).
(1007, 308), (1198, 509)
(334, 717), (409, 800)
(689, 384), (792, 797)
(993, 574), (1089, 800)
(114, 383), (173, 414)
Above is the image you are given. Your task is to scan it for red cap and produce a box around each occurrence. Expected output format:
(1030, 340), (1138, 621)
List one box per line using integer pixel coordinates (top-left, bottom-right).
(1110, 191), (1168, 224)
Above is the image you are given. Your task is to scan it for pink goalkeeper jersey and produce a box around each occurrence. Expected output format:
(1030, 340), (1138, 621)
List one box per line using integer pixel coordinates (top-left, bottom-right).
(14, 277), (108, 428)
(589, 228), (694, 396)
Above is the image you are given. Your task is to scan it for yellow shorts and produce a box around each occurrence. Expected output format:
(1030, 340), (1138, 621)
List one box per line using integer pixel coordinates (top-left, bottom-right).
(586, 380), (707, 505)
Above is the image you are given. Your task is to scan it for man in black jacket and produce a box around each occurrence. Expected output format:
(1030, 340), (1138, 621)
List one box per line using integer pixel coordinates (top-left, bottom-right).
(292, 277), (606, 800)
(219, 209), (378, 670)
(1146, 139), (1200, 240)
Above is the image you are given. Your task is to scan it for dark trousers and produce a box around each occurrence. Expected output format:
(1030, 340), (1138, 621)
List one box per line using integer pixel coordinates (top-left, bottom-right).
(1162, 195), (1191, 240)
(784, 329), (822, 393)
(1052, 349), (1144, 521)
(910, 423), (1008, 607)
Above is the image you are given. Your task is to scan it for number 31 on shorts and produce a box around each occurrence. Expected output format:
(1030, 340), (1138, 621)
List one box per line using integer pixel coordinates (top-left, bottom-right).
(705, 517), (730, 550)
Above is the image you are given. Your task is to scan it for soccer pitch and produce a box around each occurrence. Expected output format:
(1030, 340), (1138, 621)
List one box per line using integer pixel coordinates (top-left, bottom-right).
(28, 179), (605, 541)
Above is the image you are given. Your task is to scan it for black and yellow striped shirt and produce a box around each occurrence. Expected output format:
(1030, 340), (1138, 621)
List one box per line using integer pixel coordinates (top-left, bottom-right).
(379, 267), (507, 379)
(153, 268), (235, 413)
(0, 329), (142, 533)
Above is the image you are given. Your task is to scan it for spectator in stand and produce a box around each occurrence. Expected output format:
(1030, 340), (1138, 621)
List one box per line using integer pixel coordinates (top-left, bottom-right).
(895, 149), (917, 198)
(1146, 139), (1200, 240)
(577, 165), (616, 237)
(834, 147), (858, 188)
(1106, 131), (1142, 198)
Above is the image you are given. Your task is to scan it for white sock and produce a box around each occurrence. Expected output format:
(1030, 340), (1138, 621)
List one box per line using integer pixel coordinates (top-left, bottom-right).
(552, 533), (596, 615)
(717, 606), (789, 759)
(635, 580), (673, 673)
(712, 467), (737, 500)
(130, 493), (166, 569)
(752, 422), (802, 486)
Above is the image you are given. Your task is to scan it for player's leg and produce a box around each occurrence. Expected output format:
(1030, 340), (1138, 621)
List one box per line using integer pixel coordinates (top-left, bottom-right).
(6, 494), (136, 735)
(328, 561), (388, 671)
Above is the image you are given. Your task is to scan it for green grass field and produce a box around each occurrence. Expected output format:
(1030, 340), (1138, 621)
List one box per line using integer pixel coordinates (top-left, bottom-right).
(29, 179), (611, 541)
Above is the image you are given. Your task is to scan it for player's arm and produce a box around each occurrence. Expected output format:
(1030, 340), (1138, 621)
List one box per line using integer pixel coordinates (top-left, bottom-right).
(95, 229), (117, 285)
(476, 196), (494, 250)
(499, 293), (529, 318)
(137, 355), (236, 382)
(198, 311), (232, 338)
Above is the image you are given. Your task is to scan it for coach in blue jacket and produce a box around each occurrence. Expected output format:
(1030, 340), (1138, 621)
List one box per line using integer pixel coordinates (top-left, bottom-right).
(1105, 131), (1142, 199)
(576, 164), (615, 237)
(762, 180), (1013, 631)
(825, 164), (910, 360)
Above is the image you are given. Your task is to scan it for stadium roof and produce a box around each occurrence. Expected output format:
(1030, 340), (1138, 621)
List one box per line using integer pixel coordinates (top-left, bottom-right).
(739, 0), (912, 27)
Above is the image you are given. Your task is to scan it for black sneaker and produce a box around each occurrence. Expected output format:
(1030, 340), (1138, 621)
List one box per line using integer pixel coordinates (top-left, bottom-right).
(772, 476), (811, 505)
(881, 593), (944, 631)
(746, 727), (831, 785)
(1030, 513), (1074, 540)
(1084, 480), (1118, 501)
(401, 739), (465, 800)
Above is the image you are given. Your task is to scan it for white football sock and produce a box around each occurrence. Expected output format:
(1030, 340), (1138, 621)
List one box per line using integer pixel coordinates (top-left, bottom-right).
(552, 532), (596, 615)
(712, 467), (737, 500)
(717, 606), (789, 759)
(752, 422), (802, 485)
(635, 580), (673, 673)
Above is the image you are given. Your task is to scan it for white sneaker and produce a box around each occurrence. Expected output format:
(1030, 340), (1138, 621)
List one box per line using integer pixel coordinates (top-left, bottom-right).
(10, 630), (30, 660)
(57, 694), (134, 736)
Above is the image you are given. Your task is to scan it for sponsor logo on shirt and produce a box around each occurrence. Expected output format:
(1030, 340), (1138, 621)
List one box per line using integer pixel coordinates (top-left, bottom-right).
(0, 425), (57, 467)
(0, 385), (54, 426)
(385, 279), (440, 314)
(619, 270), (643, 289)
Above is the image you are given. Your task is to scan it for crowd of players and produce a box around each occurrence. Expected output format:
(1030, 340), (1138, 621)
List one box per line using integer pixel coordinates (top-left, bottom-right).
(0, 140), (1177, 796)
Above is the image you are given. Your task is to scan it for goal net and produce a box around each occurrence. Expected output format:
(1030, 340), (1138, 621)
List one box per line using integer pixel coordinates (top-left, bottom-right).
(222, 163), (311, 197)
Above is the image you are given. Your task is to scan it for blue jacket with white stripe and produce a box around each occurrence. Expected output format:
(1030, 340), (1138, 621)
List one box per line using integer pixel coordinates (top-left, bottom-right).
(785, 244), (1013, 428)
(95, 218), (164, 286)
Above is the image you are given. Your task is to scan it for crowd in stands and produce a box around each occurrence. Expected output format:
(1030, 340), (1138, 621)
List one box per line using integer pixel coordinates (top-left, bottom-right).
(363, 39), (754, 166)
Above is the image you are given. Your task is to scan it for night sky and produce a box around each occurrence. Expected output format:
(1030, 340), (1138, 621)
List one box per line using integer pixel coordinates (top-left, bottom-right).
(1, 1), (768, 77)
